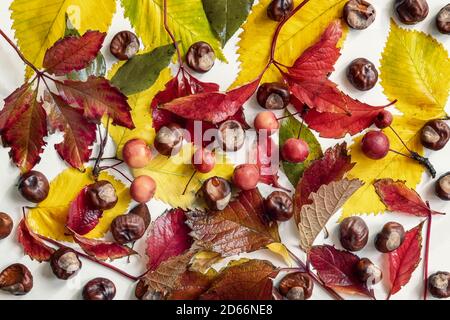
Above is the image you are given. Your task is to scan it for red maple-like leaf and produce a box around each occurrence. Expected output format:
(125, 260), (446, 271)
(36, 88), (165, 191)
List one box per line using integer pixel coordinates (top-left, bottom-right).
(294, 143), (354, 224)
(66, 187), (103, 235)
(56, 76), (134, 129)
(374, 179), (444, 217)
(388, 222), (424, 297)
(309, 245), (373, 297)
(17, 219), (55, 262)
(72, 232), (137, 261)
(146, 208), (193, 271)
(0, 83), (33, 132)
(43, 31), (106, 76)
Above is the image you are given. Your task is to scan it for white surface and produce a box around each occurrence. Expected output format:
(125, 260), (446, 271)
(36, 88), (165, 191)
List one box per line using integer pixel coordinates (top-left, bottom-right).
(0, 0), (449, 300)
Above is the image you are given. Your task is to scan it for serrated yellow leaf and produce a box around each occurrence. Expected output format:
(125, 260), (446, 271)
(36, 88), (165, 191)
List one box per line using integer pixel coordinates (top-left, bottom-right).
(380, 20), (450, 120)
(133, 144), (234, 210)
(10, 0), (116, 78)
(267, 242), (293, 267)
(27, 168), (131, 242)
(120, 0), (225, 61)
(232, 0), (348, 88)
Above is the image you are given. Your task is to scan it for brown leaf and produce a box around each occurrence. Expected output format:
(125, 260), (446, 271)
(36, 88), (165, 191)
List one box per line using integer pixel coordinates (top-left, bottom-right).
(299, 179), (364, 252)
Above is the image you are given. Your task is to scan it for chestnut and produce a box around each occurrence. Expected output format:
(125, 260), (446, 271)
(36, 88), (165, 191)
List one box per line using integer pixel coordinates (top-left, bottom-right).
(154, 124), (183, 156)
(394, 0), (429, 25)
(0, 263), (33, 295)
(82, 278), (116, 300)
(267, 0), (294, 22)
(436, 4), (450, 35)
(110, 31), (140, 60)
(18, 171), (49, 203)
(218, 120), (246, 152)
(256, 82), (290, 110)
(436, 172), (450, 201)
(111, 214), (146, 244)
(264, 191), (294, 222)
(0, 212), (13, 240)
(339, 216), (369, 252)
(50, 248), (82, 280)
(428, 271), (450, 299)
(135, 280), (164, 300)
(375, 221), (405, 253)
(185, 41), (215, 73)
(346, 58), (378, 91)
(355, 258), (382, 285)
(130, 203), (151, 229)
(278, 272), (313, 300)
(201, 177), (232, 211)
(420, 120), (450, 151)
(343, 0), (376, 30)
(86, 181), (118, 210)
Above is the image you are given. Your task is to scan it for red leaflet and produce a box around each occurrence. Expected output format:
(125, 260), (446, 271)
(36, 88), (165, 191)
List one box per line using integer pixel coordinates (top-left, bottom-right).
(17, 219), (55, 262)
(56, 76), (134, 129)
(72, 232), (137, 261)
(309, 245), (373, 297)
(0, 83), (33, 132)
(66, 187), (103, 235)
(294, 143), (354, 224)
(146, 208), (193, 271)
(388, 222), (424, 297)
(374, 179), (444, 217)
(43, 31), (106, 76)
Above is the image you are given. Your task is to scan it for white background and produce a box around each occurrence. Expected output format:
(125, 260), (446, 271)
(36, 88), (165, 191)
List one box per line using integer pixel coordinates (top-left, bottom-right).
(0, 0), (449, 300)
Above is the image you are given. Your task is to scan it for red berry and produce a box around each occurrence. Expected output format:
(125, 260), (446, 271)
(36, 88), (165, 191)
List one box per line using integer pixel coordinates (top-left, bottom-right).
(130, 175), (156, 203)
(361, 131), (390, 160)
(374, 110), (393, 129)
(123, 139), (152, 169)
(281, 138), (310, 163)
(192, 148), (216, 174)
(233, 164), (260, 191)
(254, 111), (279, 135)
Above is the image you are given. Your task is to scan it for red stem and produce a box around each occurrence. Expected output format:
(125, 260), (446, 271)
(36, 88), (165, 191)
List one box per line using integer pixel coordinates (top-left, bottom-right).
(423, 206), (433, 300)
(163, 0), (183, 67)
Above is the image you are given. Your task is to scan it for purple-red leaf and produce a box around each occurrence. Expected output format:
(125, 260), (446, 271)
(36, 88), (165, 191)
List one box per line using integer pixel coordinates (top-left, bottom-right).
(17, 219), (55, 262)
(66, 187), (103, 235)
(43, 31), (106, 76)
(0, 83), (33, 132)
(146, 208), (193, 271)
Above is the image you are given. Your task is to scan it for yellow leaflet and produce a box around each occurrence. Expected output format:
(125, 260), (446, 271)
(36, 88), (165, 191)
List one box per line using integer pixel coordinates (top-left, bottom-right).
(342, 117), (427, 219)
(133, 144), (234, 210)
(10, 0), (116, 78)
(190, 251), (222, 274)
(267, 243), (293, 267)
(380, 20), (450, 120)
(232, 0), (348, 88)
(27, 168), (131, 242)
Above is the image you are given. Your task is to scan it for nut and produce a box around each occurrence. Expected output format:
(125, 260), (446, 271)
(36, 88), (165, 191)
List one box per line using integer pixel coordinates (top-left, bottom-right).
(394, 0), (429, 25)
(82, 278), (116, 300)
(355, 258), (382, 285)
(436, 172), (450, 201)
(18, 171), (50, 203)
(0, 212), (13, 240)
(375, 221), (405, 253)
(0, 263), (33, 295)
(420, 120), (450, 151)
(202, 177), (232, 211)
(86, 181), (118, 210)
(256, 82), (290, 110)
(339, 216), (369, 252)
(267, 0), (294, 22)
(343, 0), (376, 30)
(428, 271), (450, 299)
(186, 41), (215, 73)
(264, 191), (294, 222)
(135, 280), (164, 300)
(154, 124), (183, 156)
(111, 214), (146, 244)
(110, 31), (140, 60)
(347, 58), (378, 91)
(50, 248), (82, 280)
(218, 120), (246, 152)
(436, 4), (450, 34)
(278, 272), (313, 300)
(130, 203), (151, 229)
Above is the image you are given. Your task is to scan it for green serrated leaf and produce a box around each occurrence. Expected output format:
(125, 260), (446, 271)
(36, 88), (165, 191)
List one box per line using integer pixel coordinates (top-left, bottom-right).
(279, 111), (323, 187)
(202, 0), (254, 46)
(111, 44), (175, 96)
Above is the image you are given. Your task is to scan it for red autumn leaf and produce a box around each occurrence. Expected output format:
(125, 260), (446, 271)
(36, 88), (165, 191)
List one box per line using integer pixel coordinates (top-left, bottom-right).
(374, 179), (444, 217)
(309, 245), (373, 297)
(0, 83), (33, 132)
(56, 76), (134, 129)
(294, 143), (354, 224)
(17, 219), (55, 262)
(168, 271), (213, 300)
(66, 187), (103, 235)
(146, 208), (193, 271)
(388, 222), (424, 297)
(43, 31), (106, 76)
(72, 232), (137, 261)
(48, 93), (96, 170)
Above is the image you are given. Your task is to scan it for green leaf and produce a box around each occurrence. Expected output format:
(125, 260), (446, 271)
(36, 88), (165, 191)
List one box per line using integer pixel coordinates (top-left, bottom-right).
(202, 0), (254, 46)
(279, 111), (323, 187)
(111, 44), (175, 96)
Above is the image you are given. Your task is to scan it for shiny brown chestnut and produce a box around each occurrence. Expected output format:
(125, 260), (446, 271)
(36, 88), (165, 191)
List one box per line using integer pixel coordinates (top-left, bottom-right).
(394, 0), (429, 25)
(110, 31), (140, 60)
(279, 272), (313, 300)
(257, 82), (290, 110)
(343, 0), (376, 30)
(154, 124), (183, 156)
(82, 278), (116, 300)
(218, 120), (246, 152)
(267, 0), (294, 22)
(436, 5), (450, 34)
(186, 41), (215, 73)
(355, 258), (382, 285)
(436, 172), (450, 201)
(111, 214), (146, 244)
(0, 212), (13, 240)
(50, 248), (82, 280)
(339, 216), (369, 252)
(135, 280), (164, 300)
(428, 272), (450, 299)
(375, 222), (405, 253)
(130, 203), (151, 229)
(0, 263), (33, 295)
(347, 58), (378, 91)
(265, 191), (294, 222)
(86, 181), (118, 210)
(18, 171), (49, 203)
(420, 120), (450, 151)
(201, 177), (232, 211)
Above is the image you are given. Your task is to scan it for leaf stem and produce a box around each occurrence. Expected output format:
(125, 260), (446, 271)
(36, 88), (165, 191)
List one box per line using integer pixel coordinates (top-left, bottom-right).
(163, 0), (183, 68)
(182, 170), (197, 195)
(93, 116), (110, 178)
(423, 203), (433, 300)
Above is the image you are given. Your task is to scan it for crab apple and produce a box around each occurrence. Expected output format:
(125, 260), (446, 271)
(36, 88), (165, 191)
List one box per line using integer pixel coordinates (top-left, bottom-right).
(374, 110), (393, 129)
(233, 164), (260, 191)
(281, 138), (310, 163)
(254, 111), (279, 136)
(192, 148), (216, 174)
(123, 139), (152, 169)
(130, 175), (156, 203)
(361, 131), (390, 160)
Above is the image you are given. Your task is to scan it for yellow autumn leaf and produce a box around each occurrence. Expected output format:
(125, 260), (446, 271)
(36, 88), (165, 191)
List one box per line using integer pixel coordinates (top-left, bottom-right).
(27, 168), (131, 242)
(267, 242), (293, 267)
(10, 0), (116, 78)
(190, 251), (222, 274)
(133, 144), (234, 210)
(232, 0), (348, 88)
(380, 20), (450, 120)
(120, 0), (225, 61)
